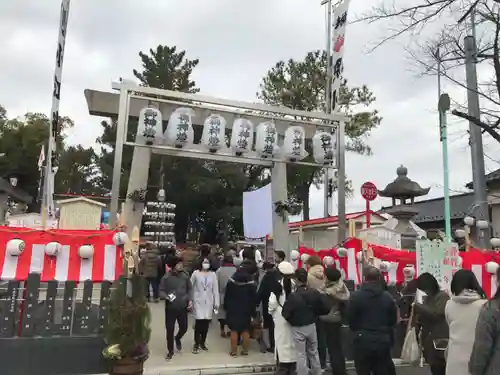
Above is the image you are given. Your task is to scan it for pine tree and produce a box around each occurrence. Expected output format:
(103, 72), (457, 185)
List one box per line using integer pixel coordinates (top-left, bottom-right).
(103, 275), (151, 360)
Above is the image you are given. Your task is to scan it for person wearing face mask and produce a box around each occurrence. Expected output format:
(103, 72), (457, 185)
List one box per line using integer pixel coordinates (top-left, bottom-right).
(190, 257), (220, 353)
(159, 256), (192, 361)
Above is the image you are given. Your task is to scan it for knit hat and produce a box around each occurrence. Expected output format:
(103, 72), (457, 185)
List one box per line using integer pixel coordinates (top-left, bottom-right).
(278, 261), (294, 275)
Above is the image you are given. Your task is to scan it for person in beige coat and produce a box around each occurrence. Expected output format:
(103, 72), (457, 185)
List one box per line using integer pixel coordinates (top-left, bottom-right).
(320, 267), (349, 375)
(306, 255), (327, 369)
(306, 255), (325, 291)
(445, 270), (487, 375)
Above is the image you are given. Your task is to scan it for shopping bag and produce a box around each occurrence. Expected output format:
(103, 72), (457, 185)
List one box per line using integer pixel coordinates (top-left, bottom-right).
(401, 303), (421, 365)
(401, 327), (421, 364)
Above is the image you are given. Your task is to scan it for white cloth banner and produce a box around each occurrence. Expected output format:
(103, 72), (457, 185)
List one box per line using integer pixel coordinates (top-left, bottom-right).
(331, 0), (351, 112)
(243, 184), (272, 239)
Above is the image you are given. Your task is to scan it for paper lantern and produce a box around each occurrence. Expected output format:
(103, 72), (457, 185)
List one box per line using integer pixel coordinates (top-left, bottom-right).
(464, 216), (475, 226)
(379, 261), (390, 273)
(403, 265), (415, 278)
(230, 118), (254, 155)
(491, 238), (500, 248)
(283, 126), (307, 162)
(312, 131), (335, 165)
(113, 232), (129, 246)
(201, 114), (226, 152)
(45, 242), (62, 257)
(477, 219), (489, 230)
(485, 261), (499, 274)
(290, 250), (300, 261)
(300, 253), (310, 263)
(6, 239), (25, 256)
(323, 256), (334, 266)
(455, 229), (466, 238)
(137, 106), (163, 145)
(356, 252), (363, 263)
(79, 245), (94, 260)
(336, 247), (347, 258)
(255, 121), (279, 158)
(164, 107), (195, 148)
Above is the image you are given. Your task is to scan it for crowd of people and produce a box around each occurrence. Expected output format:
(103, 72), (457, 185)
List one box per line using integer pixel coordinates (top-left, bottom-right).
(138, 244), (500, 375)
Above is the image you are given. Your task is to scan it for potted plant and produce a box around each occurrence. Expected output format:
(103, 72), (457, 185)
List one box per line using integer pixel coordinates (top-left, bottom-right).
(102, 274), (151, 375)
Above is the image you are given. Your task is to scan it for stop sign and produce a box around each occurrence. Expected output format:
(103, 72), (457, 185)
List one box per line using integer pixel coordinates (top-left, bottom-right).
(361, 181), (377, 201)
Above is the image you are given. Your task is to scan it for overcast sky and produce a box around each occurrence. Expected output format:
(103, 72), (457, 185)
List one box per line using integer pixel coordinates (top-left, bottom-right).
(1, 0), (499, 219)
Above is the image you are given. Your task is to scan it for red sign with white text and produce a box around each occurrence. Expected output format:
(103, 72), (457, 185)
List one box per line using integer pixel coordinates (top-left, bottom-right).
(361, 181), (378, 201)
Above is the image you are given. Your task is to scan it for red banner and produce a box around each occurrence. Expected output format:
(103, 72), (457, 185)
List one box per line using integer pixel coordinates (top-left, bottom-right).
(298, 238), (500, 297)
(0, 228), (122, 282)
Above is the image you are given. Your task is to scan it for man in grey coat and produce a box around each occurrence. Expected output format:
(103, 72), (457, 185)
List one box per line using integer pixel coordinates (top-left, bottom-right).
(159, 256), (192, 361)
(216, 254), (236, 337)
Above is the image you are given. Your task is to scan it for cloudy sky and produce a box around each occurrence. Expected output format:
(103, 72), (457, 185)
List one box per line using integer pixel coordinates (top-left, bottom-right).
(1, 0), (498, 219)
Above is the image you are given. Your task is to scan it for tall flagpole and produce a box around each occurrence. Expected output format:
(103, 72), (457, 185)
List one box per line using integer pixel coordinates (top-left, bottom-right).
(41, 0), (71, 227)
(322, 0), (350, 238)
(322, 0), (333, 218)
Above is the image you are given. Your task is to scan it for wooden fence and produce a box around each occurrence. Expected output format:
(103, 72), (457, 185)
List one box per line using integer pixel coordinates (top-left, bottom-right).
(0, 273), (113, 375)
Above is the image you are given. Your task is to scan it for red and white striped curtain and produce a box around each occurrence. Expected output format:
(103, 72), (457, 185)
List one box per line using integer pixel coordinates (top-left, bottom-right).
(298, 238), (500, 298)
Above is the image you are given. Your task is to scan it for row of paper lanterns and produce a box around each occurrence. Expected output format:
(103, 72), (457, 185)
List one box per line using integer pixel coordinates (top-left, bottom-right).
(5, 232), (130, 259)
(144, 212), (175, 219)
(292, 249), (500, 276)
(138, 107), (336, 165)
(146, 202), (176, 209)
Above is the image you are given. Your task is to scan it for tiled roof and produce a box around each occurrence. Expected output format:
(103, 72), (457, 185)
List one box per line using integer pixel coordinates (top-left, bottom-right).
(466, 168), (500, 189)
(380, 192), (475, 224)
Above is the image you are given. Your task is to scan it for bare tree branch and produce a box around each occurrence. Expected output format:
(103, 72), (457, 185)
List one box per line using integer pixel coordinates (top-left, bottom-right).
(452, 109), (500, 142)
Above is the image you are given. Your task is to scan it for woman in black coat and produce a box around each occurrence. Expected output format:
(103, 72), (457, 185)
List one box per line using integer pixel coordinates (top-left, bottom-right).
(224, 260), (258, 357)
(257, 262), (278, 352)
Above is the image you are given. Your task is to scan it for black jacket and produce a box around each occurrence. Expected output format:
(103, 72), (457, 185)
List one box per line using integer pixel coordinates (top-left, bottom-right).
(224, 269), (258, 332)
(346, 281), (398, 344)
(281, 285), (331, 327)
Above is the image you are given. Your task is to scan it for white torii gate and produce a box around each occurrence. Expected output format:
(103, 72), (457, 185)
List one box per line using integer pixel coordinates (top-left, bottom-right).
(84, 81), (349, 255)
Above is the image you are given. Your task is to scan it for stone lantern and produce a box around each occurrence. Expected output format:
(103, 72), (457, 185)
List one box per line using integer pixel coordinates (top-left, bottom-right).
(379, 165), (430, 250)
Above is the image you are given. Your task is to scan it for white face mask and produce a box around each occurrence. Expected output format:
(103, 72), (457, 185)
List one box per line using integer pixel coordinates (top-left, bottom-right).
(202, 263), (210, 270)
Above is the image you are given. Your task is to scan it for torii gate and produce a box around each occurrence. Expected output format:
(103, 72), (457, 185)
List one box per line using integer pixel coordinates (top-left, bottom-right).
(84, 81), (349, 255)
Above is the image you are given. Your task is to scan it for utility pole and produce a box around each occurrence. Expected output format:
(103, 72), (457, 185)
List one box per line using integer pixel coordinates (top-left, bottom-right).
(464, 11), (489, 248)
(322, 0), (333, 218)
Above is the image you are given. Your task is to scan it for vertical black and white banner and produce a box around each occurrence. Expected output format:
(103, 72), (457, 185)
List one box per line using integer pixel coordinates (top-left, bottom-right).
(45, 0), (70, 219)
(330, 0), (350, 112)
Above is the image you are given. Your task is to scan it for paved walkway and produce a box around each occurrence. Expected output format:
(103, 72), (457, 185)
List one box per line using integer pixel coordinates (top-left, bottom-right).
(145, 302), (275, 372)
